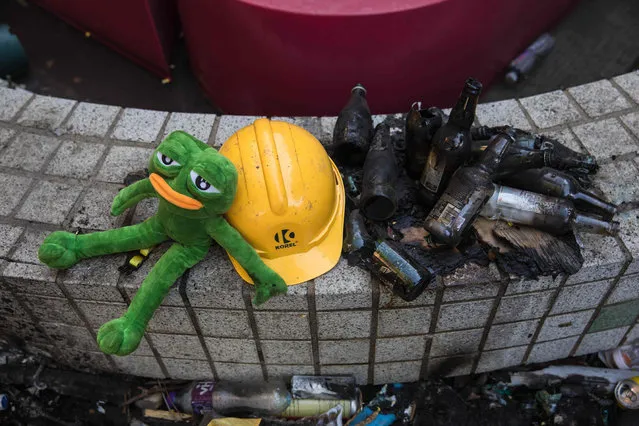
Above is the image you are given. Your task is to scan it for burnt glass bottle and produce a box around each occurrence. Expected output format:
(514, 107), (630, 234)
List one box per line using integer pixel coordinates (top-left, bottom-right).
(419, 78), (482, 207)
(360, 123), (398, 221)
(332, 84), (374, 167)
(405, 103), (444, 179)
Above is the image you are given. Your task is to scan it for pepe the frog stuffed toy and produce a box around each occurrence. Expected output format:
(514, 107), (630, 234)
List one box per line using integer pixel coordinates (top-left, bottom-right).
(38, 131), (288, 356)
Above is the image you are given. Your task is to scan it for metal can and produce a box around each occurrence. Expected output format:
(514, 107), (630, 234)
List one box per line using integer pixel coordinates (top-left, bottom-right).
(614, 377), (639, 409)
(280, 391), (362, 419)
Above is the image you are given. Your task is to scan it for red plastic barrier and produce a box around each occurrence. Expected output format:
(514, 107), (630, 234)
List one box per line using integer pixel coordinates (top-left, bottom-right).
(31, 0), (177, 79)
(179, 0), (580, 115)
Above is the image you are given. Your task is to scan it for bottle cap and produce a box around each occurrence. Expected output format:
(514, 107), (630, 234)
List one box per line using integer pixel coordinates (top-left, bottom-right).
(505, 71), (519, 85)
(613, 347), (631, 369)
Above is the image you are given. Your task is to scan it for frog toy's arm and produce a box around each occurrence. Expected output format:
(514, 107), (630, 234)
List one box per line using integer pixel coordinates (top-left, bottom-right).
(207, 217), (287, 305)
(111, 178), (157, 216)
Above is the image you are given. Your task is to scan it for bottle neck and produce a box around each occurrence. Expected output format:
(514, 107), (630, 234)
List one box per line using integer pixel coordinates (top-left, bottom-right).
(448, 78), (482, 129)
(573, 213), (620, 236)
(571, 191), (618, 217)
(478, 133), (515, 174)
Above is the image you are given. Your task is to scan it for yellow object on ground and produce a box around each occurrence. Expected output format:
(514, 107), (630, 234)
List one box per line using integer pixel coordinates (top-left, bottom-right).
(220, 118), (345, 285)
(207, 418), (262, 426)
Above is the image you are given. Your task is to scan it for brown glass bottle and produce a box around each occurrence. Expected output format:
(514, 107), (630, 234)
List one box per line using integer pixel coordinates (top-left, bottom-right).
(500, 167), (617, 218)
(480, 185), (620, 236)
(405, 103), (444, 179)
(332, 84), (374, 167)
(360, 123), (398, 221)
(419, 78), (482, 207)
(423, 130), (515, 247)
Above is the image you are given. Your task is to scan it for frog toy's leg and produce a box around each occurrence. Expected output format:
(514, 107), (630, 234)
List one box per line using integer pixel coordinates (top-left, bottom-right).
(38, 216), (168, 269)
(97, 242), (209, 356)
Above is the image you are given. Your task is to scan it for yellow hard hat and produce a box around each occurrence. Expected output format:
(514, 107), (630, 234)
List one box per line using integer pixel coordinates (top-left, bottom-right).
(219, 118), (345, 285)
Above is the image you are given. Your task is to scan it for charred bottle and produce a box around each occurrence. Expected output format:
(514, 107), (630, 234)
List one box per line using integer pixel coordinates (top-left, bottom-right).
(500, 167), (617, 218)
(424, 130), (515, 247)
(344, 210), (434, 301)
(332, 84), (374, 167)
(360, 123), (397, 221)
(405, 103), (444, 179)
(419, 78), (482, 206)
(480, 185), (620, 236)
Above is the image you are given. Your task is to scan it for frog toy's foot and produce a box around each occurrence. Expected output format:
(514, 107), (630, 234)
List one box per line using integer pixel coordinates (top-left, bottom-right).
(38, 231), (81, 269)
(253, 274), (288, 306)
(97, 317), (145, 356)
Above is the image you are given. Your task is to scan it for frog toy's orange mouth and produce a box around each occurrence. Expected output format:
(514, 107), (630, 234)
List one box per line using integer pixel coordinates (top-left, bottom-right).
(149, 173), (203, 210)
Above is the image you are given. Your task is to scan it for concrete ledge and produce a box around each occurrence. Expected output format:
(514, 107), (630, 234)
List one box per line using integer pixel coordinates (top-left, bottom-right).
(1, 72), (639, 383)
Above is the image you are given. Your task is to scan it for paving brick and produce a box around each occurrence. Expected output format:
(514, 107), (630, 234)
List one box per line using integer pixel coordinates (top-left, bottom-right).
(443, 282), (500, 303)
(0, 127), (15, 150)
(23, 295), (82, 325)
(163, 112), (216, 142)
(58, 350), (115, 373)
(568, 80), (632, 117)
(550, 280), (613, 314)
(148, 306), (196, 334)
(377, 307), (431, 336)
(572, 118), (637, 159)
(618, 209), (639, 275)
(267, 365), (315, 381)
(442, 263), (501, 301)
(148, 333), (207, 360)
(63, 102), (120, 137)
(0, 172), (31, 216)
(378, 278), (437, 308)
(475, 99), (532, 130)
(315, 258), (372, 310)
(3, 262), (60, 296)
(566, 233), (626, 284)
(215, 363), (263, 381)
(96, 146), (154, 184)
(608, 274), (639, 305)
(613, 71), (639, 104)
(111, 108), (167, 143)
(131, 198), (158, 224)
(624, 323), (639, 343)
(46, 141), (107, 179)
(164, 358), (213, 380)
(0, 224), (23, 257)
(320, 364), (369, 385)
(537, 310), (595, 342)
(593, 160), (639, 206)
(193, 309), (252, 338)
(317, 310), (371, 339)
(519, 90), (582, 129)
(59, 254), (125, 302)
(476, 346), (527, 373)
(271, 116), (322, 139)
(319, 339), (369, 364)
(70, 186), (126, 230)
(484, 319), (540, 350)
(0, 87), (32, 121)
(374, 361), (421, 384)
(76, 300), (126, 328)
(261, 340), (313, 365)
(375, 335), (427, 362)
(436, 300), (493, 331)
(506, 275), (564, 295)
(252, 282), (308, 311)
(16, 95), (75, 130)
(527, 336), (579, 364)
(114, 355), (164, 378)
(255, 311), (310, 340)
(10, 228), (49, 264)
(215, 115), (264, 147)
(575, 327), (628, 356)
(0, 288), (29, 320)
(589, 299), (639, 333)
(40, 322), (98, 352)
(427, 355), (474, 377)
(621, 111), (639, 139)
(543, 128), (586, 153)
(16, 180), (83, 224)
(430, 328), (484, 357)
(0, 132), (60, 172)
(319, 116), (338, 145)
(185, 247), (245, 310)
(495, 291), (554, 324)
(204, 338), (259, 363)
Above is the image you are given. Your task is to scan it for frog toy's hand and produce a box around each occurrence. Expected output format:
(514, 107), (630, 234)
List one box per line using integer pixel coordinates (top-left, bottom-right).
(38, 231), (80, 269)
(111, 178), (157, 216)
(208, 218), (287, 305)
(97, 316), (145, 356)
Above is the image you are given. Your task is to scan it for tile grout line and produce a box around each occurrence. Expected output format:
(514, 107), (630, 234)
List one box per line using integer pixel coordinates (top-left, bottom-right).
(241, 284), (268, 381)
(367, 278), (380, 384)
(609, 78), (639, 108)
(514, 98), (540, 133)
(306, 280), (321, 375)
(208, 115), (221, 148)
(8, 92), (36, 125)
(522, 275), (568, 363)
(179, 272), (218, 380)
(154, 112), (172, 146)
(420, 280), (444, 380)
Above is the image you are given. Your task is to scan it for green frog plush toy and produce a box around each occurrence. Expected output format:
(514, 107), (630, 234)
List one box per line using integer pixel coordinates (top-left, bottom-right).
(38, 131), (288, 356)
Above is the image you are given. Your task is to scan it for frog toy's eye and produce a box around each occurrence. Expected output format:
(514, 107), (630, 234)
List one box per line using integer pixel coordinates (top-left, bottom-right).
(190, 170), (220, 194)
(156, 152), (181, 167)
